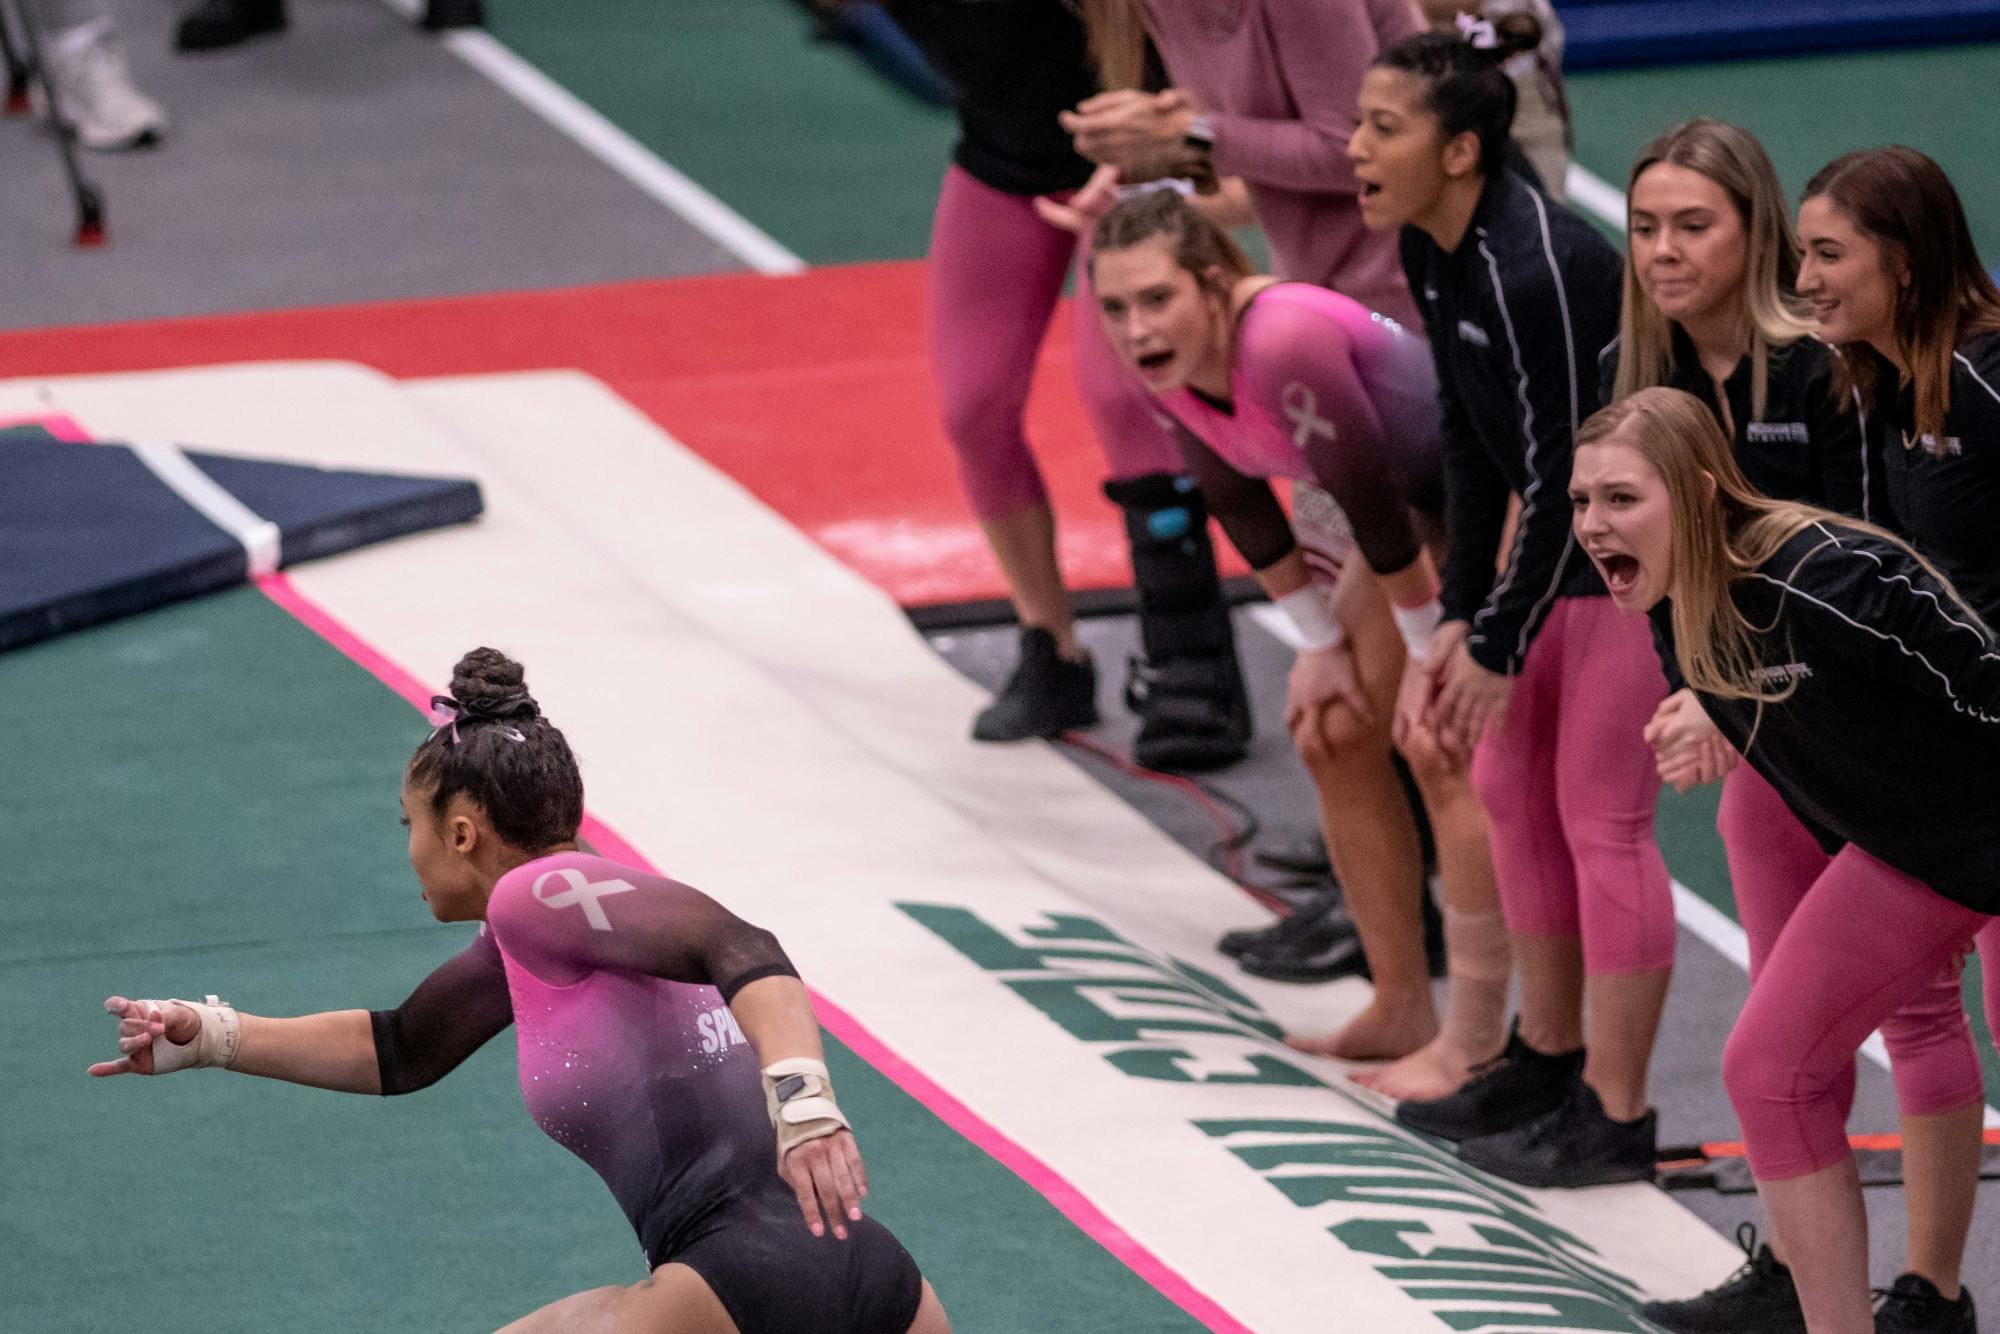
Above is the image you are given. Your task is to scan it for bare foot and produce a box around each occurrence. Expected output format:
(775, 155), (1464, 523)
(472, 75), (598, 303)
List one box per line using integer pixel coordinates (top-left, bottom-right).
(1352, 1033), (1483, 1101)
(1285, 1000), (1438, 1062)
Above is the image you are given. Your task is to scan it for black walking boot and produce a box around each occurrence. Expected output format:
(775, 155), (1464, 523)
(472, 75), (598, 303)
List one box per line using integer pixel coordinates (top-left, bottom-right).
(1104, 473), (1251, 772)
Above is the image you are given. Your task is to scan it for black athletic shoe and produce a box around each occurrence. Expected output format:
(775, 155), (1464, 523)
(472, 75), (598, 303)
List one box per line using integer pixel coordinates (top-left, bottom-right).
(1235, 898), (1368, 983)
(1455, 1077), (1656, 1188)
(1876, 1273), (1978, 1333)
(174, 0), (285, 51)
(1253, 831), (1333, 878)
(1640, 1223), (1806, 1333)
(1394, 1021), (1584, 1143)
(421, 0), (485, 29)
(971, 627), (1097, 742)
(1218, 891), (1343, 960)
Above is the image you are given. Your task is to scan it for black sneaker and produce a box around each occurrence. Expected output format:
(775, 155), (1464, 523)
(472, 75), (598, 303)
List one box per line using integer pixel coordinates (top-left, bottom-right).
(421, 0), (485, 30)
(1876, 1273), (1977, 1333)
(971, 628), (1097, 742)
(174, 0), (286, 51)
(1395, 1021), (1583, 1143)
(1236, 898), (1368, 983)
(1253, 831), (1332, 879)
(1456, 1077), (1656, 1188)
(1218, 893), (1345, 960)
(1641, 1223), (1804, 1333)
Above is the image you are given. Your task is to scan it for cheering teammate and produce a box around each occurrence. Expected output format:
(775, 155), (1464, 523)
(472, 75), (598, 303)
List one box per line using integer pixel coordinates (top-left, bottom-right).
(90, 649), (947, 1334)
(1087, 187), (1512, 1091)
(1607, 120), (1984, 1334)
(887, 0), (1251, 769)
(1351, 18), (1672, 1187)
(1571, 386), (2000, 1334)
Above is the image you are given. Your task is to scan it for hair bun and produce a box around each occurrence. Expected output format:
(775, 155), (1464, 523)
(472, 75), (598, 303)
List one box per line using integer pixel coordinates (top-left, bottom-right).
(1491, 10), (1543, 59)
(449, 646), (538, 719)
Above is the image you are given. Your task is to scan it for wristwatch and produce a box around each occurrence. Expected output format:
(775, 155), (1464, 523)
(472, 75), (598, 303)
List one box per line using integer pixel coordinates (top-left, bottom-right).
(1183, 113), (1215, 155)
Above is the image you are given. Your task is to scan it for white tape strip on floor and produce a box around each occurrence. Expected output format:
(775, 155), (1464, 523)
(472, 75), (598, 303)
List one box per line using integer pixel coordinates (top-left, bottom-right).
(5, 362), (1742, 1332)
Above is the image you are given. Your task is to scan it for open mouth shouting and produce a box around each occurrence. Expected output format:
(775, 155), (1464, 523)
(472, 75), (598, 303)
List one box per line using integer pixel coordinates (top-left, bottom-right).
(1133, 347), (1176, 380)
(1591, 549), (1644, 603)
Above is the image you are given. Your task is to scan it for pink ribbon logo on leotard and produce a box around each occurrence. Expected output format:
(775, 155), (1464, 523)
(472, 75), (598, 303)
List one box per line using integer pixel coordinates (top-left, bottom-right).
(1282, 382), (1338, 451)
(532, 869), (637, 932)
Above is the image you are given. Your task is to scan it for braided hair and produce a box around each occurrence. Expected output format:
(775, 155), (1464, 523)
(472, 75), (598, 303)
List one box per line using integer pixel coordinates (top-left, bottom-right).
(1374, 13), (1542, 177)
(407, 647), (584, 851)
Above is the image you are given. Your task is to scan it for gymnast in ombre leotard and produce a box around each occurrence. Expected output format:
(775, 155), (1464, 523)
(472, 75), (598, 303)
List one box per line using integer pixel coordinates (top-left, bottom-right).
(1088, 187), (1514, 1102)
(89, 648), (948, 1334)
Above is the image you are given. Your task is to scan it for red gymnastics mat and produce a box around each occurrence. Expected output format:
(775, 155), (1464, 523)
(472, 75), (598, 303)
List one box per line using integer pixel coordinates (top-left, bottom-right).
(0, 265), (1245, 609)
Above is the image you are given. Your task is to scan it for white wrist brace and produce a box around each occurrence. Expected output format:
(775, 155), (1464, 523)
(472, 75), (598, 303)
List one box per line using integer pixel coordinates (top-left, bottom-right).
(1392, 599), (1444, 663)
(1274, 585), (1344, 652)
(138, 996), (241, 1073)
(762, 1058), (851, 1156)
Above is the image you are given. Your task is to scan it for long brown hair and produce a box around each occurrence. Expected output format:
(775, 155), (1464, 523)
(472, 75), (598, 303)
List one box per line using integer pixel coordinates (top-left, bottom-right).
(1575, 387), (1950, 707)
(1614, 119), (1814, 420)
(1089, 187), (1257, 294)
(1804, 147), (2000, 443)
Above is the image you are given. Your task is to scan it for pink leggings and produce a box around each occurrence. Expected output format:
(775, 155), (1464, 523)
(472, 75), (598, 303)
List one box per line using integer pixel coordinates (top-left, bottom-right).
(1720, 764), (1981, 1123)
(927, 164), (1181, 520)
(1724, 844), (1989, 1179)
(1471, 596), (1675, 974)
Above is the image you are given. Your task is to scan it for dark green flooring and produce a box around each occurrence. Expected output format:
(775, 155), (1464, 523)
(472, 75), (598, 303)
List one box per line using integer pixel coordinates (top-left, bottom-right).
(0, 588), (1200, 1332)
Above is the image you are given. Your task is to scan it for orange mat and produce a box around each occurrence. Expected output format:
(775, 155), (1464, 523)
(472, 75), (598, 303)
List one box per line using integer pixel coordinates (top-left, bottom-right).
(0, 264), (1246, 606)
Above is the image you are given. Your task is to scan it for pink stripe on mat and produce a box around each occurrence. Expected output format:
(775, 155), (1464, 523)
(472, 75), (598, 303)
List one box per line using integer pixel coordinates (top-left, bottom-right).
(1, 412), (92, 441)
(252, 569), (1253, 1334)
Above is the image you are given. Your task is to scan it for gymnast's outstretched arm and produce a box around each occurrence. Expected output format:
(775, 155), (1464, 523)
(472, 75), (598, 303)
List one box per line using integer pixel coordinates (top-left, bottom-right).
(88, 928), (513, 1094)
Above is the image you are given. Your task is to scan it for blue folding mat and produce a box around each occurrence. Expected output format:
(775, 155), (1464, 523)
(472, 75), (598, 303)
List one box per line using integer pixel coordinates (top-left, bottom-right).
(1555, 0), (2000, 69)
(0, 423), (483, 652)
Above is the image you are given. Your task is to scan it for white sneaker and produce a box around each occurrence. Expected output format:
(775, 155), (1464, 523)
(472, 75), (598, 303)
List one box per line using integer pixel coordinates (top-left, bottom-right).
(42, 18), (167, 151)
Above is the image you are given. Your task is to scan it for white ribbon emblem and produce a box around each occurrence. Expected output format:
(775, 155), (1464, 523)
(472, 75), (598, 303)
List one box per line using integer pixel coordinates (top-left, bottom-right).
(532, 869), (637, 932)
(1282, 381), (1338, 451)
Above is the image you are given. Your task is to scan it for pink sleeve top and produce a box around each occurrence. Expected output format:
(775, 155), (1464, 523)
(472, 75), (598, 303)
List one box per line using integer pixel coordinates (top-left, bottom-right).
(483, 851), (778, 1264)
(1136, 0), (1424, 323)
(1159, 283), (1441, 575)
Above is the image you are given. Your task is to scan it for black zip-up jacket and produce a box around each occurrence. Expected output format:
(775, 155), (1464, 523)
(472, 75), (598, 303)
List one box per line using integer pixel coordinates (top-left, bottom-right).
(1401, 169), (1623, 675)
(1650, 521), (2000, 912)
(1599, 328), (1873, 518)
(888, 0), (1099, 197)
(1867, 329), (2000, 624)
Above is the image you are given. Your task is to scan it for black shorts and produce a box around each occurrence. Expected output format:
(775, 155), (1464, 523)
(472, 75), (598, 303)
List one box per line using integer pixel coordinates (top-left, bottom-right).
(655, 1189), (924, 1334)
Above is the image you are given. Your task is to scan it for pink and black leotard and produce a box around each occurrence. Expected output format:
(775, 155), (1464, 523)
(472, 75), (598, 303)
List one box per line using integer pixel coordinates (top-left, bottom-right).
(1152, 282), (1444, 578)
(368, 852), (923, 1334)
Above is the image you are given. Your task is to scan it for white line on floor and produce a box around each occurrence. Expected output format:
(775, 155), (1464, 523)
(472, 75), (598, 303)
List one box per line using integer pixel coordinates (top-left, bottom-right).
(373, 0), (806, 275)
(1565, 161), (1629, 231)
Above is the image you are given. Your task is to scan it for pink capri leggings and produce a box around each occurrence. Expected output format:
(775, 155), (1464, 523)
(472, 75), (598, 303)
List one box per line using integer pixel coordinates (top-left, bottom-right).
(1723, 844), (1989, 1179)
(927, 164), (1182, 520)
(1472, 595), (1675, 974)
(1720, 764), (1982, 1126)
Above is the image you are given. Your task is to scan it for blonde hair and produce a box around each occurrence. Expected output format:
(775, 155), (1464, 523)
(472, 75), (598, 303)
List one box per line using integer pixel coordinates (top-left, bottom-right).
(1613, 120), (1815, 421)
(1575, 387), (1934, 708)
(1080, 0), (1149, 92)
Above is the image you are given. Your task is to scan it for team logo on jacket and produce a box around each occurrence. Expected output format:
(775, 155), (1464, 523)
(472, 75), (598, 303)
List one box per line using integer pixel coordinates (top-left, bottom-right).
(1456, 319), (1492, 348)
(1750, 661), (1813, 686)
(1746, 422), (1809, 444)
(532, 868), (637, 931)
